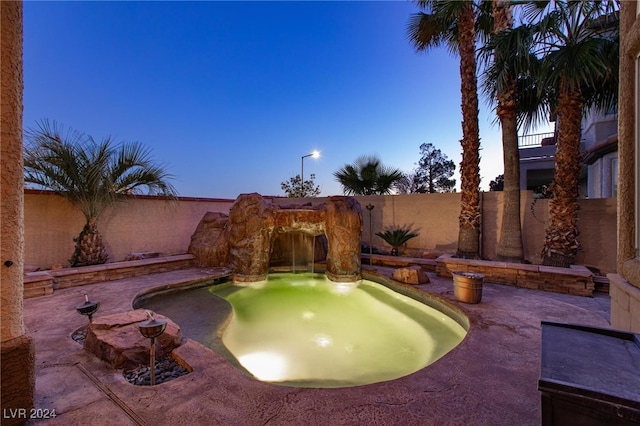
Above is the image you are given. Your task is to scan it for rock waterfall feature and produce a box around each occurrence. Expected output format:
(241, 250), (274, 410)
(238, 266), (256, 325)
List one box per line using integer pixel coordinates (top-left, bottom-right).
(188, 193), (362, 282)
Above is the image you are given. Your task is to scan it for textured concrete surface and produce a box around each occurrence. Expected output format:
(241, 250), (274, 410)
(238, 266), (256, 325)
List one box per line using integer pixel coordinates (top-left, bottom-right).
(23, 266), (611, 425)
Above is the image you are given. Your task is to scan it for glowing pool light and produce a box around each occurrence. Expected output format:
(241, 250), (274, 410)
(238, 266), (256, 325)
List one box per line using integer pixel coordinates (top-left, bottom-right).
(237, 351), (288, 381)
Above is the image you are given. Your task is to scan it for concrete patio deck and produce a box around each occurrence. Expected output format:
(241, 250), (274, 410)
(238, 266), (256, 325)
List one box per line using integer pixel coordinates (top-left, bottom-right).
(23, 266), (611, 425)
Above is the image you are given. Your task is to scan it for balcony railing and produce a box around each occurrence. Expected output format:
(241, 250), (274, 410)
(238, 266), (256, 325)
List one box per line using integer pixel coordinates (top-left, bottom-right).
(518, 132), (556, 148)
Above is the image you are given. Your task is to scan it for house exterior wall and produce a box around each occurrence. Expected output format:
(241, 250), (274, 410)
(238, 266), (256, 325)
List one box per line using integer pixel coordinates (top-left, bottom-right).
(587, 152), (618, 198)
(0, 1), (36, 423)
(518, 145), (556, 191)
(609, 0), (640, 332)
(1, 0), (25, 343)
(582, 110), (618, 151)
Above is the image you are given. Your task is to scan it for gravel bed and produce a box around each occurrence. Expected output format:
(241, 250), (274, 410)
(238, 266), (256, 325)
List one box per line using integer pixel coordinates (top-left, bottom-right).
(124, 358), (190, 386)
(72, 327), (86, 344)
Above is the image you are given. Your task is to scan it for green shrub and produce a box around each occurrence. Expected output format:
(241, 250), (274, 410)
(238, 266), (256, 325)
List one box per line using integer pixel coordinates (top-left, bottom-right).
(375, 226), (419, 255)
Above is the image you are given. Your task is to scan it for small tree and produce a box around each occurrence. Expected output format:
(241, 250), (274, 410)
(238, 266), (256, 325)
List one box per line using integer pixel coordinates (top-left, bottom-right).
(376, 225), (419, 256)
(392, 144), (458, 195)
(489, 174), (504, 191)
(24, 120), (177, 266)
(413, 143), (456, 193)
(395, 172), (427, 194)
(280, 174), (321, 198)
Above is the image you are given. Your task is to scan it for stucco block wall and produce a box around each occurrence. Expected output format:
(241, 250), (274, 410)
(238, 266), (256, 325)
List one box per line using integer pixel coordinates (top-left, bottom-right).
(572, 197), (618, 272)
(25, 191), (617, 274)
(24, 191), (233, 268)
(355, 193), (462, 255)
(274, 192), (616, 273)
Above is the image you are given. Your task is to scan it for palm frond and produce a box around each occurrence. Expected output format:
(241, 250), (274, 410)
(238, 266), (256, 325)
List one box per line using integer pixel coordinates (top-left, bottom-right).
(334, 154), (403, 196)
(24, 120), (177, 221)
(375, 225), (420, 248)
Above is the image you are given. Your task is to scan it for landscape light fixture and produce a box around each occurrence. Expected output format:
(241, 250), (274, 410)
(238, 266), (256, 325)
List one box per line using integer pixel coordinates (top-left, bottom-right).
(138, 311), (167, 386)
(366, 204), (375, 266)
(301, 150), (320, 194)
(76, 294), (99, 324)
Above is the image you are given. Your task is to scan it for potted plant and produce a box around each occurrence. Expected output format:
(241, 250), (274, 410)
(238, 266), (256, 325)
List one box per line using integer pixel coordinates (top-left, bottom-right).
(375, 226), (419, 256)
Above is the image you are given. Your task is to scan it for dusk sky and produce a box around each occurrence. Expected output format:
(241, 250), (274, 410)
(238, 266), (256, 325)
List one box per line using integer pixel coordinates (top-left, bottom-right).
(23, 1), (550, 199)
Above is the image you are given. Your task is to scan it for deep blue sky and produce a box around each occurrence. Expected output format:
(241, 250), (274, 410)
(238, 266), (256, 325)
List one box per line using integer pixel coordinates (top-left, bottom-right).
(23, 1), (546, 199)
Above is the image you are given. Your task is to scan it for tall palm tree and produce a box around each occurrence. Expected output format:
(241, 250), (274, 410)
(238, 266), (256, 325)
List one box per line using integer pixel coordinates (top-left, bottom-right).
(408, 0), (482, 258)
(333, 155), (403, 195)
(483, 0), (526, 262)
(520, 1), (619, 267)
(24, 120), (177, 266)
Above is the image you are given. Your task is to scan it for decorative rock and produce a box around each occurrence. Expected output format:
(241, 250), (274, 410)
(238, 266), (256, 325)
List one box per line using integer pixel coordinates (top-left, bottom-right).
(325, 196), (363, 282)
(83, 309), (182, 370)
(227, 193), (277, 281)
(188, 193), (363, 283)
(393, 266), (430, 285)
(124, 251), (160, 261)
(187, 211), (230, 267)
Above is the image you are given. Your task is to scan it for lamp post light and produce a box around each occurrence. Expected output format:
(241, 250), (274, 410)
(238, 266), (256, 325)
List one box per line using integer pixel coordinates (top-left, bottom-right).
(366, 204), (375, 266)
(301, 150), (320, 195)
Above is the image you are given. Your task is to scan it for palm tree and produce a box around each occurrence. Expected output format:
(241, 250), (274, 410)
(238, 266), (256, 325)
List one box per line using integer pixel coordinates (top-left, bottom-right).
(408, 0), (482, 258)
(376, 225), (419, 256)
(483, 0), (525, 262)
(333, 155), (403, 195)
(24, 120), (177, 266)
(520, 1), (619, 267)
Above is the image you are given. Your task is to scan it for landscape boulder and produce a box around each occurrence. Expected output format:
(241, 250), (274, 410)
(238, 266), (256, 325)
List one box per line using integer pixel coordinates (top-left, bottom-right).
(83, 309), (182, 370)
(392, 266), (430, 285)
(187, 211), (230, 267)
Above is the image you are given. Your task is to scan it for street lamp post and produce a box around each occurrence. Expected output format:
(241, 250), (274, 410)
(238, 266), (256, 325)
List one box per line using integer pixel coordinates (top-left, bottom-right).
(301, 150), (320, 195)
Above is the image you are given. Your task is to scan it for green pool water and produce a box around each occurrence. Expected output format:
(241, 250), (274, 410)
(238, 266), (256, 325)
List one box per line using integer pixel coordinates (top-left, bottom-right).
(210, 273), (467, 388)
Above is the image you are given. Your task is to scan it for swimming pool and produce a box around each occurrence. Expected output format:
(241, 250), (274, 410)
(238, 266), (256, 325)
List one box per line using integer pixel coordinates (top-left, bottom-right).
(137, 272), (467, 388)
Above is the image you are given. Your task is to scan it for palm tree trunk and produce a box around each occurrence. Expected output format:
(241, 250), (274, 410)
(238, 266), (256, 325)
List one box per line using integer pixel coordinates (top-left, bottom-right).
(71, 218), (109, 266)
(496, 81), (524, 261)
(541, 83), (582, 267)
(493, 0), (524, 262)
(456, 1), (481, 259)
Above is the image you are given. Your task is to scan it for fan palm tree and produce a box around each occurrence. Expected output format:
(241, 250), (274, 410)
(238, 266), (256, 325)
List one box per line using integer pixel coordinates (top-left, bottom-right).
(24, 120), (177, 266)
(333, 155), (403, 196)
(519, 1), (619, 267)
(407, 0), (482, 258)
(482, 0), (526, 262)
